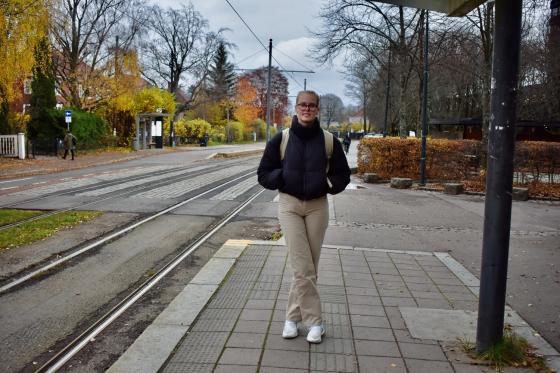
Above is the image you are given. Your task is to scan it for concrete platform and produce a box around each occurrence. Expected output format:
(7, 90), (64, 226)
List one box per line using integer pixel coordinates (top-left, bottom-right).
(109, 240), (560, 373)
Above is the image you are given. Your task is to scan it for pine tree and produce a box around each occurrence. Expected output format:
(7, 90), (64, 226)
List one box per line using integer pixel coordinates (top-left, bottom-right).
(208, 42), (236, 102)
(28, 36), (59, 140)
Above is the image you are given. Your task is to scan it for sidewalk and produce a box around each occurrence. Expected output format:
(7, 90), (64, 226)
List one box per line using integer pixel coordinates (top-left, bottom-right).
(109, 240), (559, 373)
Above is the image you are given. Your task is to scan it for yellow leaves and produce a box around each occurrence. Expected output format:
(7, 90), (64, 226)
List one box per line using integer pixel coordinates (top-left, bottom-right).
(0, 0), (49, 105)
(133, 87), (176, 116)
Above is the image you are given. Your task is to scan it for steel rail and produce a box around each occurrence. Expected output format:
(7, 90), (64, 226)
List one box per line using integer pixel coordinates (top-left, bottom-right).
(0, 160), (249, 232)
(36, 186), (264, 373)
(0, 170), (257, 294)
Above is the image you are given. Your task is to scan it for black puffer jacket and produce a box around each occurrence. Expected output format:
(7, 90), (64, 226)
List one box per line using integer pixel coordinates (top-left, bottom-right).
(257, 116), (351, 200)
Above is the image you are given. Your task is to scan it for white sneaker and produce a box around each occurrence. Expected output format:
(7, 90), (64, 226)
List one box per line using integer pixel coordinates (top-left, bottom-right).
(307, 325), (325, 343)
(282, 320), (298, 339)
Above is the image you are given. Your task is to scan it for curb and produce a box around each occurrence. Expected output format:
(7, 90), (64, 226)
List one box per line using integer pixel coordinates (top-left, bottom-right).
(107, 239), (251, 373)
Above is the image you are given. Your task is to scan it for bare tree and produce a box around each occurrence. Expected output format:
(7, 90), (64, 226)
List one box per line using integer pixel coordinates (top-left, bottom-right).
(313, 1), (423, 137)
(50, 0), (146, 108)
(141, 4), (224, 114)
(320, 93), (344, 129)
(344, 58), (379, 132)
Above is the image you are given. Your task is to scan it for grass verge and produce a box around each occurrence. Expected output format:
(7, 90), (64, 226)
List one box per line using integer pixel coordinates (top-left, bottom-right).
(0, 209), (44, 226)
(460, 325), (550, 372)
(0, 210), (102, 252)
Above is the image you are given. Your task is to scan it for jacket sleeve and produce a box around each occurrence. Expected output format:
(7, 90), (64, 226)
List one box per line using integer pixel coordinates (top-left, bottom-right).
(327, 137), (351, 195)
(257, 133), (284, 190)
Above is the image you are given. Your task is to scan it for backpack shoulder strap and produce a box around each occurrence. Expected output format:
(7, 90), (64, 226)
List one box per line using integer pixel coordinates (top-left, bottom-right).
(280, 128), (290, 160)
(322, 129), (334, 174)
(322, 129), (333, 160)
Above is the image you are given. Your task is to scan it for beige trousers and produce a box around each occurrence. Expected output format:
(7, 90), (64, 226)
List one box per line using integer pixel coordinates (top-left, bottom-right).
(278, 192), (329, 326)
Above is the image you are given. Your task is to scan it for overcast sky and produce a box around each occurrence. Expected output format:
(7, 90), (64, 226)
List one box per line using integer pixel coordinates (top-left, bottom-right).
(154, 0), (352, 108)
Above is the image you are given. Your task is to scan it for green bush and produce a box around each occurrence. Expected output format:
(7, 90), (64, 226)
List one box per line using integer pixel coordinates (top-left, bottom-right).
(184, 118), (211, 142)
(51, 108), (110, 149)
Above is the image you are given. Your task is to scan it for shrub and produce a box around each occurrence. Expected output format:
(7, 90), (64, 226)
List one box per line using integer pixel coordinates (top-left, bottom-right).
(358, 137), (479, 181)
(50, 108), (110, 149)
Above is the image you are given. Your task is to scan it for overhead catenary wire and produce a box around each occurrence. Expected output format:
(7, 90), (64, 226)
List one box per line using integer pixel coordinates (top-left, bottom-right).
(223, 0), (317, 95)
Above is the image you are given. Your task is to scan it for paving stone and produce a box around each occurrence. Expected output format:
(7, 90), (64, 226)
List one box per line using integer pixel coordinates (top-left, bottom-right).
(450, 300), (479, 311)
(372, 274), (403, 282)
(378, 289), (412, 297)
(404, 359), (454, 372)
(344, 272), (374, 281)
(239, 308), (273, 321)
(346, 287), (379, 296)
(271, 308), (285, 322)
(401, 276), (434, 284)
(347, 295), (382, 306)
(345, 279), (376, 288)
(268, 321), (283, 335)
(384, 307), (408, 330)
(310, 337), (354, 354)
(318, 276), (345, 286)
(443, 292), (478, 302)
(416, 298), (452, 309)
(163, 363), (214, 373)
(399, 342), (447, 360)
(357, 356), (407, 373)
(226, 333), (266, 349)
(352, 327), (395, 341)
(348, 304), (386, 316)
(406, 282), (439, 291)
(310, 352), (357, 372)
(261, 349), (309, 369)
(233, 320), (269, 333)
(350, 314), (391, 328)
(218, 347), (261, 366)
(393, 329), (438, 344)
(260, 367), (306, 373)
(355, 340), (401, 357)
(322, 302), (348, 314)
(214, 365), (257, 373)
(381, 297), (417, 307)
(191, 318), (236, 332)
(244, 299), (276, 309)
(323, 312), (350, 326)
(265, 334), (309, 351)
(410, 291), (447, 299)
(327, 324), (353, 339)
(398, 269), (427, 277)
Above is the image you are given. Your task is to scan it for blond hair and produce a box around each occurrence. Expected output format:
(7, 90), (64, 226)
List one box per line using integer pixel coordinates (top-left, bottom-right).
(296, 90), (320, 106)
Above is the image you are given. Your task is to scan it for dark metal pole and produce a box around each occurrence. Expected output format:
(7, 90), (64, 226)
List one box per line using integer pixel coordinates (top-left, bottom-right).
(476, 0), (522, 353)
(304, 78), (307, 90)
(383, 40), (392, 137)
(266, 39), (273, 142)
(419, 11), (429, 186)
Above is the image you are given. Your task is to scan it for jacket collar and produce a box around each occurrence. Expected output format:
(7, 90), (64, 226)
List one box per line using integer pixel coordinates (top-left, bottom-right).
(290, 115), (321, 140)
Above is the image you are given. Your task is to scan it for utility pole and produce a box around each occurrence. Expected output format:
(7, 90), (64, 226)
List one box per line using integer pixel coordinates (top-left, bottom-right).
(383, 32), (392, 137)
(476, 0), (523, 353)
(266, 39), (273, 142)
(304, 78), (307, 90)
(419, 11), (429, 185)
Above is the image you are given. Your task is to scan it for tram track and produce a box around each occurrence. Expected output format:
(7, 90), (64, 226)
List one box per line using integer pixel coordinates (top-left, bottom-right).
(0, 157), (259, 232)
(0, 168), (258, 294)
(34, 187), (265, 373)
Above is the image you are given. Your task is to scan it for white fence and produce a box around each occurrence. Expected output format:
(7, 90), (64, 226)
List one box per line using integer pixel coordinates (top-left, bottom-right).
(0, 133), (26, 159)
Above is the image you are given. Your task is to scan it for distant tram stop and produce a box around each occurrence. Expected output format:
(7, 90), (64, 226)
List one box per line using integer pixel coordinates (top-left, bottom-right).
(134, 112), (169, 150)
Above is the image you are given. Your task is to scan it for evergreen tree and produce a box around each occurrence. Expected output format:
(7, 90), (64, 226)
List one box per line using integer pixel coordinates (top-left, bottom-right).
(28, 36), (60, 140)
(208, 42), (236, 102)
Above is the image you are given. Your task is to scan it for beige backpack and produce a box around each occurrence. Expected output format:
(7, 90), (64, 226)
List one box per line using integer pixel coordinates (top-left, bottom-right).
(279, 128), (334, 172)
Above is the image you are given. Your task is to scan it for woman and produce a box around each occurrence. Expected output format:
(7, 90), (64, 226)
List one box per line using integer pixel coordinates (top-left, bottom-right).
(257, 90), (350, 343)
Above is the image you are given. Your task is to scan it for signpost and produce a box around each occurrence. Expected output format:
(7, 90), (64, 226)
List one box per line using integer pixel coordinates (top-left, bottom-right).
(65, 110), (72, 131)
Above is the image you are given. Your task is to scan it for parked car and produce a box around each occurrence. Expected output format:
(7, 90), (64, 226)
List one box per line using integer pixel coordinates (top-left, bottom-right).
(364, 133), (384, 138)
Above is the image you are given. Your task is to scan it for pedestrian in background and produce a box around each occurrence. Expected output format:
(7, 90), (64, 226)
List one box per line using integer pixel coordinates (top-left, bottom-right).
(257, 90), (351, 343)
(62, 130), (77, 160)
(343, 132), (351, 154)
